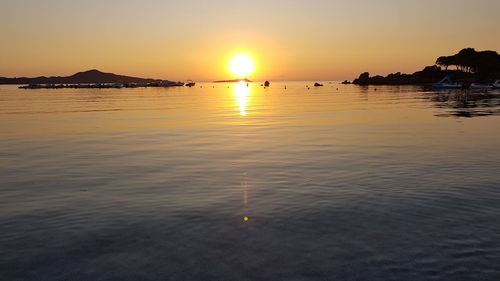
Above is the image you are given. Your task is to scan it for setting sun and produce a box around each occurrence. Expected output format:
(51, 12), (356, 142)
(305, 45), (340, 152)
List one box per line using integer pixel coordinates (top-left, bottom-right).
(228, 54), (255, 78)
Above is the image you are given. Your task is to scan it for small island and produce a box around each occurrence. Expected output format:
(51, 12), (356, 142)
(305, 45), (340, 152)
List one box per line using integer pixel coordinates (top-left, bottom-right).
(213, 78), (252, 83)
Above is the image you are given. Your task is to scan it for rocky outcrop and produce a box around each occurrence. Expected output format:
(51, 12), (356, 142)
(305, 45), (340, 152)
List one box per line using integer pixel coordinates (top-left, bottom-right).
(352, 48), (499, 85)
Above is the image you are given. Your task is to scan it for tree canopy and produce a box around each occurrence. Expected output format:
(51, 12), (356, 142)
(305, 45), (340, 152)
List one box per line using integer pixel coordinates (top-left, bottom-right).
(436, 48), (500, 75)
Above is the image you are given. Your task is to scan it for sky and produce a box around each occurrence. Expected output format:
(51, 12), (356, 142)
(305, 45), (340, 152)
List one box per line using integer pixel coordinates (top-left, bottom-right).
(1, 0), (499, 81)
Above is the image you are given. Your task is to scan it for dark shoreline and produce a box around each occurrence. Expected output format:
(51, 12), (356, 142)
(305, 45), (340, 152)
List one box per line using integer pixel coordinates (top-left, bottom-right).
(351, 48), (500, 86)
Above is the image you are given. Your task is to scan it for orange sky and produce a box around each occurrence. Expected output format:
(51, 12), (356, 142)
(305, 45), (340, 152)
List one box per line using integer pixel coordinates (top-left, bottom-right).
(1, 0), (499, 81)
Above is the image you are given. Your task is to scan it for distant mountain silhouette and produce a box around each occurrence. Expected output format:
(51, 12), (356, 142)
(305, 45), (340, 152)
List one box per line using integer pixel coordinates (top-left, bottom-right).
(0, 69), (161, 84)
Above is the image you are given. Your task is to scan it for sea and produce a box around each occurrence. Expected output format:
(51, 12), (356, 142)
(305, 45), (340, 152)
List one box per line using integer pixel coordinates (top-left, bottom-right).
(1, 82), (500, 280)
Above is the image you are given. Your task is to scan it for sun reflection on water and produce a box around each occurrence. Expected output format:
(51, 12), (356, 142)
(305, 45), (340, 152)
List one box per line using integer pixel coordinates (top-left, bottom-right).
(233, 81), (250, 116)
(242, 172), (250, 223)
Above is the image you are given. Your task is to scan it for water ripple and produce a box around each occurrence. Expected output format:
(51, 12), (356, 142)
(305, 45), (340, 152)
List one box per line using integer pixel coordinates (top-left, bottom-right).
(1, 83), (500, 280)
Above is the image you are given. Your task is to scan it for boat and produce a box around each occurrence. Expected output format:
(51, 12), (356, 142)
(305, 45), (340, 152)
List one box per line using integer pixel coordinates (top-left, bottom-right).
(19, 84), (43, 89)
(470, 83), (493, 90)
(159, 80), (184, 87)
(185, 80), (196, 87)
(432, 76), (462, 89)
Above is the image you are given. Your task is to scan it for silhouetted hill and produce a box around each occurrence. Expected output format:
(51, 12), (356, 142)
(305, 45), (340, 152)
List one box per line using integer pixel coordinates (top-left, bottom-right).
(0, 69), (161, 84)
(352, 48), (500, 85)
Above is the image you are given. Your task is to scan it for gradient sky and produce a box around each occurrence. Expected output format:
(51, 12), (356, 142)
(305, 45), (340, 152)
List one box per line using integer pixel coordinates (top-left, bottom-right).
(1, 0), (499, 81)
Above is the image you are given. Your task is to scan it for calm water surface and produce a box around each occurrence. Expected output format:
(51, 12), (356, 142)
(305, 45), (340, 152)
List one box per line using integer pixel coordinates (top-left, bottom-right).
(1, 83), (500, 280)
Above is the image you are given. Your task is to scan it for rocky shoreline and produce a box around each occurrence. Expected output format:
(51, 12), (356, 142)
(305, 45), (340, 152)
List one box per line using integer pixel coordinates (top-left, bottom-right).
(351, 48), (499, 86)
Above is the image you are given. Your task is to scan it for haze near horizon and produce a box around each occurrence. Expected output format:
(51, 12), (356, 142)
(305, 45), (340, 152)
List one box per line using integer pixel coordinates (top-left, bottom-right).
(1, 0), (499, 81)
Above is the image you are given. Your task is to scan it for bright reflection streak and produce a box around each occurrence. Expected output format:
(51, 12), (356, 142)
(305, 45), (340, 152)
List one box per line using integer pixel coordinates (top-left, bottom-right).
(242, 172), (249, 223)
(233, 81), (250, 116)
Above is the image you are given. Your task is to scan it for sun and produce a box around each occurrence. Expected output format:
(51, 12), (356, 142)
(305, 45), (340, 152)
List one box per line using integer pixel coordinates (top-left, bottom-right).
(228, 54), (255, 78)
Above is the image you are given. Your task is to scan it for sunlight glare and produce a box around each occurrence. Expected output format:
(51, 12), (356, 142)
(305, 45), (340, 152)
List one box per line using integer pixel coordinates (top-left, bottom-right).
(229, 54), (255, 78)
(234, 81), (250, 116)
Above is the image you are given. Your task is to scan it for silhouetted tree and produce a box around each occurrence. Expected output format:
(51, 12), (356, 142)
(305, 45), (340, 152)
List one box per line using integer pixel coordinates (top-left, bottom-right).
(435, 48), (500, 75)
(436, 56), (454, 70)
(456, 48), (477, 72)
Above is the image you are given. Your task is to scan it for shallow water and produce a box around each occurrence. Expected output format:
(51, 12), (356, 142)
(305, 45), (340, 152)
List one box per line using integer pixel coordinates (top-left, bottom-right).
(1, 83), (500, 280)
